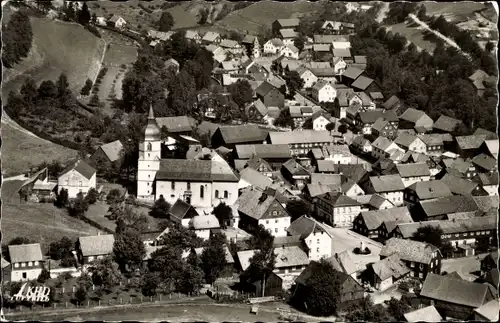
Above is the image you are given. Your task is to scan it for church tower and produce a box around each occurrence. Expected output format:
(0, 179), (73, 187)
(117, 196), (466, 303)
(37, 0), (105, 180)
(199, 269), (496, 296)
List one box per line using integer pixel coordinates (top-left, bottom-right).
(137, 104), (161, 201)
(252, 36), (261, 58)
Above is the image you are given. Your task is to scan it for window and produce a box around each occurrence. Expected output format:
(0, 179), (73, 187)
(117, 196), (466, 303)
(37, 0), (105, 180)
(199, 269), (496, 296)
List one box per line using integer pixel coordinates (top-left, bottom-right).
(14, 263), (19, 268)
(317, 239), (320, 243)
(275, 219), (279, 223)
(187, 182), (191, 190)
(215, 190), (219, 198)
(147, 142), (152, 151)
(200, 186), (204, 199)
(148, 175), (150, 178)
(410, 262), (415, 268)
(21, 262), (26, 268)
(316, 248), (319, 253)
(419, 272), (423, 279)
(34, 261), (38, 266)
(224, 190), (228, 198)
(275, 228), (278, 233)
(79, 181), (83, 187)
(171, 182), (175, 190)
(147, 183), (150, 186)
(273, 211), (277, 216)
(419, 263), (424, 270)
(266, 220), (269, 224)
(148, 153), (150, 158)
(22, 272), (27, 279)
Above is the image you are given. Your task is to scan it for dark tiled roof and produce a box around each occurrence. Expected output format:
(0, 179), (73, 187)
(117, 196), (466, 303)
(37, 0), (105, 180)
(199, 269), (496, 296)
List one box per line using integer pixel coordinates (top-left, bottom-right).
(396, 163), (431, 178)
(8, 243), (44, 263)
(256, 81), (278, 97)
(371, 253), (409, 280)
(287, 215), (330, 239)
(235, 144), (291, 159)
(418, 134), (444, 146)
(394, 133), (419, 148)
(60, 159), (96, 180)
(359, 110), (398, 124)
(237, 188), (289, 220)
(474, 128), (498, 140)
(351, 75), (374, 91)
(399, 108), (426, 123)
(456, 135), (487, 150)
(98, 140), (124, 162)
(420, 273), (492, 308)
(282, 159), (310, 176)
(407, 180), (452, 200)
(472, 195), (499, 213)
(326, 251), (358, 275)
(156, 116), (196, 133)
(169, 199), (198, 220)
(219, 125), (268, 144)
(382, 95), (400, 110)
(380, 237), (439, 264)
(419, 195), (479, 217)
(268, 130), (333, 145)
(433, 115), (463, 132)
(369, 174), (405, 192)
(359, 207), (412, 230)
(319, 191), (360, 207)
(441, 173), (479, 195)
(472, 154), (497, 171)
(342, 66), (364, 80)
(157, 159), (239, 182)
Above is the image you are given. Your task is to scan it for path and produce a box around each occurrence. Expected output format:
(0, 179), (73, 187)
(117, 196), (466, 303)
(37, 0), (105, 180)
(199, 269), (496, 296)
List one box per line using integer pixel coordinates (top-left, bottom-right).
(408, 13), (470, 59)
(376, 2), (390, 23)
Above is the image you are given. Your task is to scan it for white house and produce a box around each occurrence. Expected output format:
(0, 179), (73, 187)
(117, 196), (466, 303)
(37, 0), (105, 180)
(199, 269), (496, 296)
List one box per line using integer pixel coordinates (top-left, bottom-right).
(311, 111), (334, 131)
(8, 244), (44, 282)
(57, 160), (96, 198)
(394, 133), (427, 154)
(396, 163), (432, 188)
(296, 66), (318, 89)
(189, 212), (220, 240)
(351, 136), (372, 153)
(280, 45), (299, 59)
(108, 14), (126, 29)
(371, 137), (403, 160)
(365, 175), (405, 206)
(332, 57), (347, 75)
(315, 191), (362, 227)
(279, 28), (298, 47)
(287, 215), (333, 261)
(473, 173), (499, 196)
(312, 80), (336, 103)
(264, 38), (285, 54)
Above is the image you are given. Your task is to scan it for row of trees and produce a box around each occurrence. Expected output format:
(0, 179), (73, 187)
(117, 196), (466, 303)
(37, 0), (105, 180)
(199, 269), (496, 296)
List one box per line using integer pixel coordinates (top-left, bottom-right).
(2, 10), (33, 68)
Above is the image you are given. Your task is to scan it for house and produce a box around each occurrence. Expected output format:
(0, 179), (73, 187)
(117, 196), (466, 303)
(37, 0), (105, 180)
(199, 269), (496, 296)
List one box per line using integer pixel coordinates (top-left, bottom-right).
(371, 137), (403, 161)
(365, 175), (405, 206)
(355, 194), (394, 211)
(438, 158), (477, 179)
(478, 139), (499, 160)
(246, 99), (269, 122)
(189, 212), (220, 240)
(351, 136), (372, 153)
(287, 215), (333, 261)
(420, 273), (495, 320)
(399, 108), (434, 131)
(468, 69), (491, 97)
(168, 199), (199, 227)
(404, 306), (442, 322)
(239, 167), (273, 191)
(351, 75), (381, 94)
(369, 91), (384, 104)
(295, 66), (318, 89)
(380, 238), (442, 280)
(255, 81), (285, 108)
(76, 234), (115, 266)
(272, 18), (300, 34)
(332, 48), (352, 59)
(404, 180), (453, 206)
(233, 144), (292, 169)
(279, 29), (298, 46)
(89, 140), (124, 171)
(237, 188), (291, 237)
(396, 163), (431, 187)
(363, 253), (410, 291)
(212, 125), (267, 149)
(185, 30), (201, 43)
(394, 134), (426, 154)
(156, 116), (196, 136)
(472, 195), (499, 216)
(289, 105), (323, 129)
(472, 154), (497, 173)
(382, 95), (402, 111)
(455, 135), (487, 159)
(433, 115), (465, 134)
(480, 251), (498, 275)
(473, 172), (499, 196)
(264, 38), (285, 54)
(441, 173), (488, 196)
(266, 130), (333, 157)
(310, 68), (337, 83)
(202, 31), (221, 44)
(57, 159), (96, 198)
(416, 195), (479, 221)
(294, 261), (365, 307)
(311, 80), (336, 103)
(155, 155), (239, 208)
(310, 111), (334, 131)
(473, 299), (500, 322)
(219, 39), (244, 54)
(327, 251), (360, 279)
(206, 45), (227, 63)
(339, 66), (365, 86)
(314, 191), (362, 227)
(8, 244), (44, 282)
(321, 145), (354, 165)
(281, 159), (310, 190)
(353, 207), (412, 239)
(239, 246), (309, 277)
(243, 154), (274, 177)
(279, 44), (299, 59)
(332, 57), (347, 75)
(356, 110), (398, 135)
(418, 134), (445, 155)
(108, 14), (126, 29)
(372, 118), (398, 140)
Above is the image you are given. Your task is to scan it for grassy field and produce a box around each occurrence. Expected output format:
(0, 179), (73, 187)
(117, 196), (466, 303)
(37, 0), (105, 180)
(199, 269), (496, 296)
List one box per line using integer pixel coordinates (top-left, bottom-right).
(1, 120), (78, 177)
(384, 21), (438, 53)
(2, 17), (105, 98)
(424, 2), (490, 23)
(214, 0), (321, 34)
(1, 181), (98, 253)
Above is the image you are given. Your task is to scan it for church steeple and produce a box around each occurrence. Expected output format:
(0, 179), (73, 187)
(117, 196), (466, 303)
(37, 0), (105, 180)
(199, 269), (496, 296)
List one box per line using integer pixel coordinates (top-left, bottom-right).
(148, 103), (155, 119)
(142, 103), (160, 141)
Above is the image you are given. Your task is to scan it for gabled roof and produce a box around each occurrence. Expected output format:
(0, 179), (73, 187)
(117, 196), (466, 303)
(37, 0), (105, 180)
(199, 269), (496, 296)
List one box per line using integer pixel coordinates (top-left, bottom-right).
(399, 108), (427, 123)
(456, 135), (487, 150)
(239, 167), (273, 191)
(78, 235), (115, 257)
(382, 95), (400, 110)
(351, 75), (374, 90)
(312, 44), (331, 52)
(327, 251), (359, 275)
(472, 195), (499, 213)
(169, 199), (198, 220)
(295, 260), (356, 287)
(156, 116), (196, 133)
(473, 299), (500, 322)
(194, 245), (234, 264)
(359, 110), (398, 124)
(332, 48), (351, 58)
(276, 18), (300, 28)
(241, 34), (258, 44)
(235, 144), (291, 159)
(372, 118), (390, 132)
(483, 139), (499, 159)
(396, 163), (431, 178)
(287, 215), (331, 239)
(282, 159), (310, 177)
(474, 172), (499, 186)
(404, 306), (442, 323)
(469, 69), (489, 82)
(157, 159), (239, 182)
(441, 173), (480, 195)
(433, 115), (463, 133)
(310, 68), (336, 77)
(418, 134), (444, 146)
(420, 273), (493, 308)
(319, 191), (360, 207)
(8, 243), (44, 263)
(219, 39), (240, 48)
(303, 61), (331, 69)
(394, 133), (420, 148)
(267, 38), (284, 47)
(1, 258), (10, 269)
(238, 245), (308, 271)
(59, 159), (95, 180)
(472, 153), (497, 171)
(353, 55), (367, 64)
(371, 253), (410, 281)
(190, 213), (220, 230)
(279, 28), (298, 39)
(268, 130), (333, 145)
(474, 128), (498, 140)
(312, 79), (332, 91)
(381, 238), (439, 264)
(342, 66), (364, 80)
(369, 175), (405, 192)
(358, 207), (412, 230)
(407, 180), (453, 200)
(218, 125), (268, 144)
(256, 81), (279, 97)
(237, 188), (289, 220)
(419, 195), (479, 217)
(97, 140), (123, 162)
(202, 31), (220, 42)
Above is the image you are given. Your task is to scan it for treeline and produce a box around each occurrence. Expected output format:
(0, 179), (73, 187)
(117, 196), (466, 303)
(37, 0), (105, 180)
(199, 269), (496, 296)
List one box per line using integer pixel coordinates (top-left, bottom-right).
(351, 22), (497, 132)
(2, 11), (33, 68)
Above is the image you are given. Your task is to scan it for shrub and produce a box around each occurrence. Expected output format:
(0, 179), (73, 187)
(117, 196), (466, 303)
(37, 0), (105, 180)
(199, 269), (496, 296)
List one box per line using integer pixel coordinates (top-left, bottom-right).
(86, 25), (101, 38)
(85, 188), (99, 205)
(37, 268), (51, 283)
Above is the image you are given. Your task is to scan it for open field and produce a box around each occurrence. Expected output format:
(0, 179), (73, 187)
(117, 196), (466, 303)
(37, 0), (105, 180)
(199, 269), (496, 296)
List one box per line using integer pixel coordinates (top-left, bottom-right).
(215, 0), (320, 34)
(424, 2), (491, 23)
(2, 17), (105, 99)
(384, 20), (439, 53)
(1, 181), (98, 253)
(0, 119), (78, 177)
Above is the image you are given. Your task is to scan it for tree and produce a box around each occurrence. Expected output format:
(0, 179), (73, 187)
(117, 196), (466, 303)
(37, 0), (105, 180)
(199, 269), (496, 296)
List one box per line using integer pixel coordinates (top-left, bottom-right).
(167, 70), (197, 116)
(149, 246), (185, 291)
(416, 5), (427, 21)
(74, 285), (88, 305)
(2, 11), (33, 68)
(57, 73), (70, 98)
(37, 268), (51, 283)
(344, 296), (394, 321)
(291, 260), (342, 316)
(85, 188), (99, 205)
(36, 0), (52, 13)
(412, 225), (443, 248)
(201, 232), (228, 284)
(5, 91), (25, 118)
(20, 78), (38, 107)
(37, 80), (58, 100)
(77, 1), (91, 25)
(283, 70), (304, 97)
(212, 202), (233, 229)
(302, 118), (313, 130)
(67, 192), (89, 218)
(158, 11), (174, 32)
(285, 199), (310, 222)
(386, 296), (413, 321)
(485, 41), (495, 52)
(274, 108), (294, 128)
(150, 196), (171, 218)
(56, 188), (69, 207)
(197, 7), (210, 25)
(294, 35), (306, 52)
(48, 236), (74, 261)
(91, 12), (97, 24)
(177, 262), (204, 294)
(106, 189), (124, 205)
(113, 204), (149, 234)
(161, 223), (203, 251)
(88, 256), (122, 288)
(228, 79), (254, 109)
(89, 93), (100, 107)
(141, 272), (160, 296)
(113, 230), (146, 271)
(326, 122), (335, 132)
(338, 124), (348, 134)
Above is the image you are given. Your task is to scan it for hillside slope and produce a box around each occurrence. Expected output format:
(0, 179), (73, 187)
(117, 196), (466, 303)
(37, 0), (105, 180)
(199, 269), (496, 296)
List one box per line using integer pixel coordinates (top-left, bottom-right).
(2, 16), (105, 98)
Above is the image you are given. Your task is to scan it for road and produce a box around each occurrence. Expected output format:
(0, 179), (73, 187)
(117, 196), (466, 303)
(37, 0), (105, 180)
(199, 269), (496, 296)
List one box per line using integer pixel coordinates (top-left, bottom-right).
(441, 254), (488, 282)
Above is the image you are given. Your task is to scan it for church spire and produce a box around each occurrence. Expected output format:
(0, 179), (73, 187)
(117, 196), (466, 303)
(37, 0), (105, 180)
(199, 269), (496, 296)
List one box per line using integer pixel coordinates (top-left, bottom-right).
(148, 103), (155, 120)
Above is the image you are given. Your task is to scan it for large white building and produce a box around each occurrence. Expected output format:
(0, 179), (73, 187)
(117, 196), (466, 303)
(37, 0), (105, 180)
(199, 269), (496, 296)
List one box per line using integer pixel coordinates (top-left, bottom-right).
(287, 215), (334, 261)
(8, 244), (44, 282)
